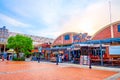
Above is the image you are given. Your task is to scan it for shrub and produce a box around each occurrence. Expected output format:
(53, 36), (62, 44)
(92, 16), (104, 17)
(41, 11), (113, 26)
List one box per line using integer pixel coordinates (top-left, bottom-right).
(13, 57), (25, 61)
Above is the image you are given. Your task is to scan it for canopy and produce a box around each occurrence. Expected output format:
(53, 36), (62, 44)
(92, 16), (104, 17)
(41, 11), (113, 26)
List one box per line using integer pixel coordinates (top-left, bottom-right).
(42, 46), (71, 50)
(73, 38), (120, 45)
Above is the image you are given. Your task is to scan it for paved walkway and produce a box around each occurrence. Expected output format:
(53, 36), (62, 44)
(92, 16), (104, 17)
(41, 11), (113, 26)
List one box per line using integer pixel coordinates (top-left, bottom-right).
(0, 61), (119, 80)
(57, 62), (120, 72)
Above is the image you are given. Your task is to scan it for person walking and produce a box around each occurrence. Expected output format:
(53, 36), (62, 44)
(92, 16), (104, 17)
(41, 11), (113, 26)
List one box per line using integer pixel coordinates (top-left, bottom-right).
(37, 52), (41, 63)
(88, 54), (92, 69)
(56, 54), (59, 65)
(2, 55), (4, 61)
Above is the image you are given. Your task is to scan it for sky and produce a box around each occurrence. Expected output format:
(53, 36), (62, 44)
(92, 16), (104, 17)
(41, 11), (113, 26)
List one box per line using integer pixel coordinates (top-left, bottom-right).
(0, 0), (120, 39)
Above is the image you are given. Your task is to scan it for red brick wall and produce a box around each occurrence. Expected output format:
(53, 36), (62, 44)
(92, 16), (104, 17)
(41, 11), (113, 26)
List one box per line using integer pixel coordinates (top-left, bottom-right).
(53, 36), (63, 46)
(53, 32), (91, 46)
(52, 33), (77, 46)
(63, 33), (73, 44)
(92, 23), (120, 40)
(92, 22), (120, 58)
(113, 24), (120, 38)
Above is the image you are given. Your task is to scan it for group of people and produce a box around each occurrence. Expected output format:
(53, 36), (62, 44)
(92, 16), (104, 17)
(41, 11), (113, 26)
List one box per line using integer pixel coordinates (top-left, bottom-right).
(56, 54), (67, 65)
(58, 54), (64, 63)
(0, 53), (12, 61)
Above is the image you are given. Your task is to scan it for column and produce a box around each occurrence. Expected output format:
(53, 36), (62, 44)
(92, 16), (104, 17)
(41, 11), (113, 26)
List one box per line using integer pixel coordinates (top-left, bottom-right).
(100, 43), (103, 66)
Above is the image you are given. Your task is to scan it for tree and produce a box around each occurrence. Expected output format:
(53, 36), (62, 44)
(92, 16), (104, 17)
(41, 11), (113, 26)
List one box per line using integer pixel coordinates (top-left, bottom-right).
(7, 34), (33, 58)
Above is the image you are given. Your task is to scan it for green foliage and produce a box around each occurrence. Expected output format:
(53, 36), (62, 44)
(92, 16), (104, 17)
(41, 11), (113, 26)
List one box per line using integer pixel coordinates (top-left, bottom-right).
(24, 51), (31, 58)
(13, 57), (25, 61)
(7, 34), (33, 58)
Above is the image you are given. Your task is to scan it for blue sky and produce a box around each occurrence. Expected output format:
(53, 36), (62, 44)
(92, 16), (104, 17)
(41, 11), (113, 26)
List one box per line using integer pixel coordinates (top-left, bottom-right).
(0, 0), (120, 39)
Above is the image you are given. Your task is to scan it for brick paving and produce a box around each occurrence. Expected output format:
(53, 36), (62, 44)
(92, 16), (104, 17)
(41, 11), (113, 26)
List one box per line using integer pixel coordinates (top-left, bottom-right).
(117, 77), (120, 80)
(0, 61), (118, 80)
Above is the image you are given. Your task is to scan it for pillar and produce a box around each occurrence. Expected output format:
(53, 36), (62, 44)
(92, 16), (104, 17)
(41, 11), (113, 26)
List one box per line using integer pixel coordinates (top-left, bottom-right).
(100, 43), (103, 66)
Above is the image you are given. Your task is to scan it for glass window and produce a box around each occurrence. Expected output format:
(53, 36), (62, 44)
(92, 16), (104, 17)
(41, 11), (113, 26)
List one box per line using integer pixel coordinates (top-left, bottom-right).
(64, 34), (70, 40)
(82, 33), (87, 39)
(118, 24), (120, 32)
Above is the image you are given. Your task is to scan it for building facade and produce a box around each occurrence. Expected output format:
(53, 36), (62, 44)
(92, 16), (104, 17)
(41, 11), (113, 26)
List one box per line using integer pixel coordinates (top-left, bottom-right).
(92, 21), (120, 40)
(0, 26), (54, 56)
(52, 32), (91, 47)
(51, 32), (91, 62)
(49, 21), (120, 65)
(92, 21), (120, 59)
(0, 26), (9, 53)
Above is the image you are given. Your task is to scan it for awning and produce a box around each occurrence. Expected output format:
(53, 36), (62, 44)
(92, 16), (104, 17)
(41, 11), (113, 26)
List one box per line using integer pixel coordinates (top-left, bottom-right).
(31, 49), (38, 53)
(73, 38), (120, 45)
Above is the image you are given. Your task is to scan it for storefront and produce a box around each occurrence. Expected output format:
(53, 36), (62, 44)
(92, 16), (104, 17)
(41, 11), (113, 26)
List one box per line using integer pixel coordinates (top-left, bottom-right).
(51, 32), (91, 63)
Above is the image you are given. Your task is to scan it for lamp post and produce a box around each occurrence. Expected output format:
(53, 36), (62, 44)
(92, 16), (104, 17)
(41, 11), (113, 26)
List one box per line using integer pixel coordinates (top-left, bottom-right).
(89, 57), (92, 69)
(109, 0), (114, 38)
(88, 41), (92, 69)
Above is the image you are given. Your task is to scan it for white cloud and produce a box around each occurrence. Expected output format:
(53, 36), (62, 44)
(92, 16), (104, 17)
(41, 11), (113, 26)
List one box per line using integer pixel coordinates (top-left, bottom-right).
(1, 0), (120, 38)
(58, 0), (120, 36)
(35, 0), (120, 37)
(27, 26), (61, 39)
(0, 13), (30, 27)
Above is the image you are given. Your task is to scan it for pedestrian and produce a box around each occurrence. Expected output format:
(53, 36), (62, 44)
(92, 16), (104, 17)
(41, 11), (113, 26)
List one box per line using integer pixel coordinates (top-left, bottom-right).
(37, 53), (41, 63)
(62, 54), (64, 61)
(56, 54), (59, 65)
(58, 54), (62, 63)
(3, 52), (7, 62)
(89, 54), (92, 69)
(37, 57), (40, 63)
(7, 55), (9, 61)
(2, 55), (4, 61)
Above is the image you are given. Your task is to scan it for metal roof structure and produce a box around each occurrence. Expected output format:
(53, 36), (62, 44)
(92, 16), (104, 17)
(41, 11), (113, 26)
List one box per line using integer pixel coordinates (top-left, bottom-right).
(73, 38), (120, 45)
(42, 46), (71, 50)
(42, 38), (120, 51)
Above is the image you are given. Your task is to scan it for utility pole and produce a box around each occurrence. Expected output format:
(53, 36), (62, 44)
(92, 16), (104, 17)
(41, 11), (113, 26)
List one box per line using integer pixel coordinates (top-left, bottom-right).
(109, 0), (114, 38)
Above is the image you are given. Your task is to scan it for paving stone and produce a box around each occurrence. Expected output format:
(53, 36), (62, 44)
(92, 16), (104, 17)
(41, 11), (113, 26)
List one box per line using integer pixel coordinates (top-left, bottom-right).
(0, 61), (118, 80)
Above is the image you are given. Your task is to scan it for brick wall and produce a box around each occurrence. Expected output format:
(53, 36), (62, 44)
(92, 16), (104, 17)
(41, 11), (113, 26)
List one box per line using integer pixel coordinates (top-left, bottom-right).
(52, 33), (77, 46)
(92, 23), (120, 40)
(92, 22), (120, 58)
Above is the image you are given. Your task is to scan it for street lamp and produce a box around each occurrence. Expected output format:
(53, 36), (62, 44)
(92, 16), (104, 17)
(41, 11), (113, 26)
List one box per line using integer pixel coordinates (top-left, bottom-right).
(87, 40), (92, 69)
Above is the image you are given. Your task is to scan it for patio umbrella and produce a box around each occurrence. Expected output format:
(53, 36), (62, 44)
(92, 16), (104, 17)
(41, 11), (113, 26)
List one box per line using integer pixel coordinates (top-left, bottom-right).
(53, 51), (59, 55)
(7, 49), (16, 53)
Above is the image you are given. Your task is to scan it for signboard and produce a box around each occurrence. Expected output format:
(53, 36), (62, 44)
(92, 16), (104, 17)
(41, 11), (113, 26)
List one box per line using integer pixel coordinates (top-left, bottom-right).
(109, 46), (120, 55)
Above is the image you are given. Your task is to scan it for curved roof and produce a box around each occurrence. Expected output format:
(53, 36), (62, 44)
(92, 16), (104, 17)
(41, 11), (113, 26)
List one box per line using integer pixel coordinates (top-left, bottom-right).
(56, 32), (78, 38)
(52, 32), (78, 46)
(92, 21), (120, 39)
